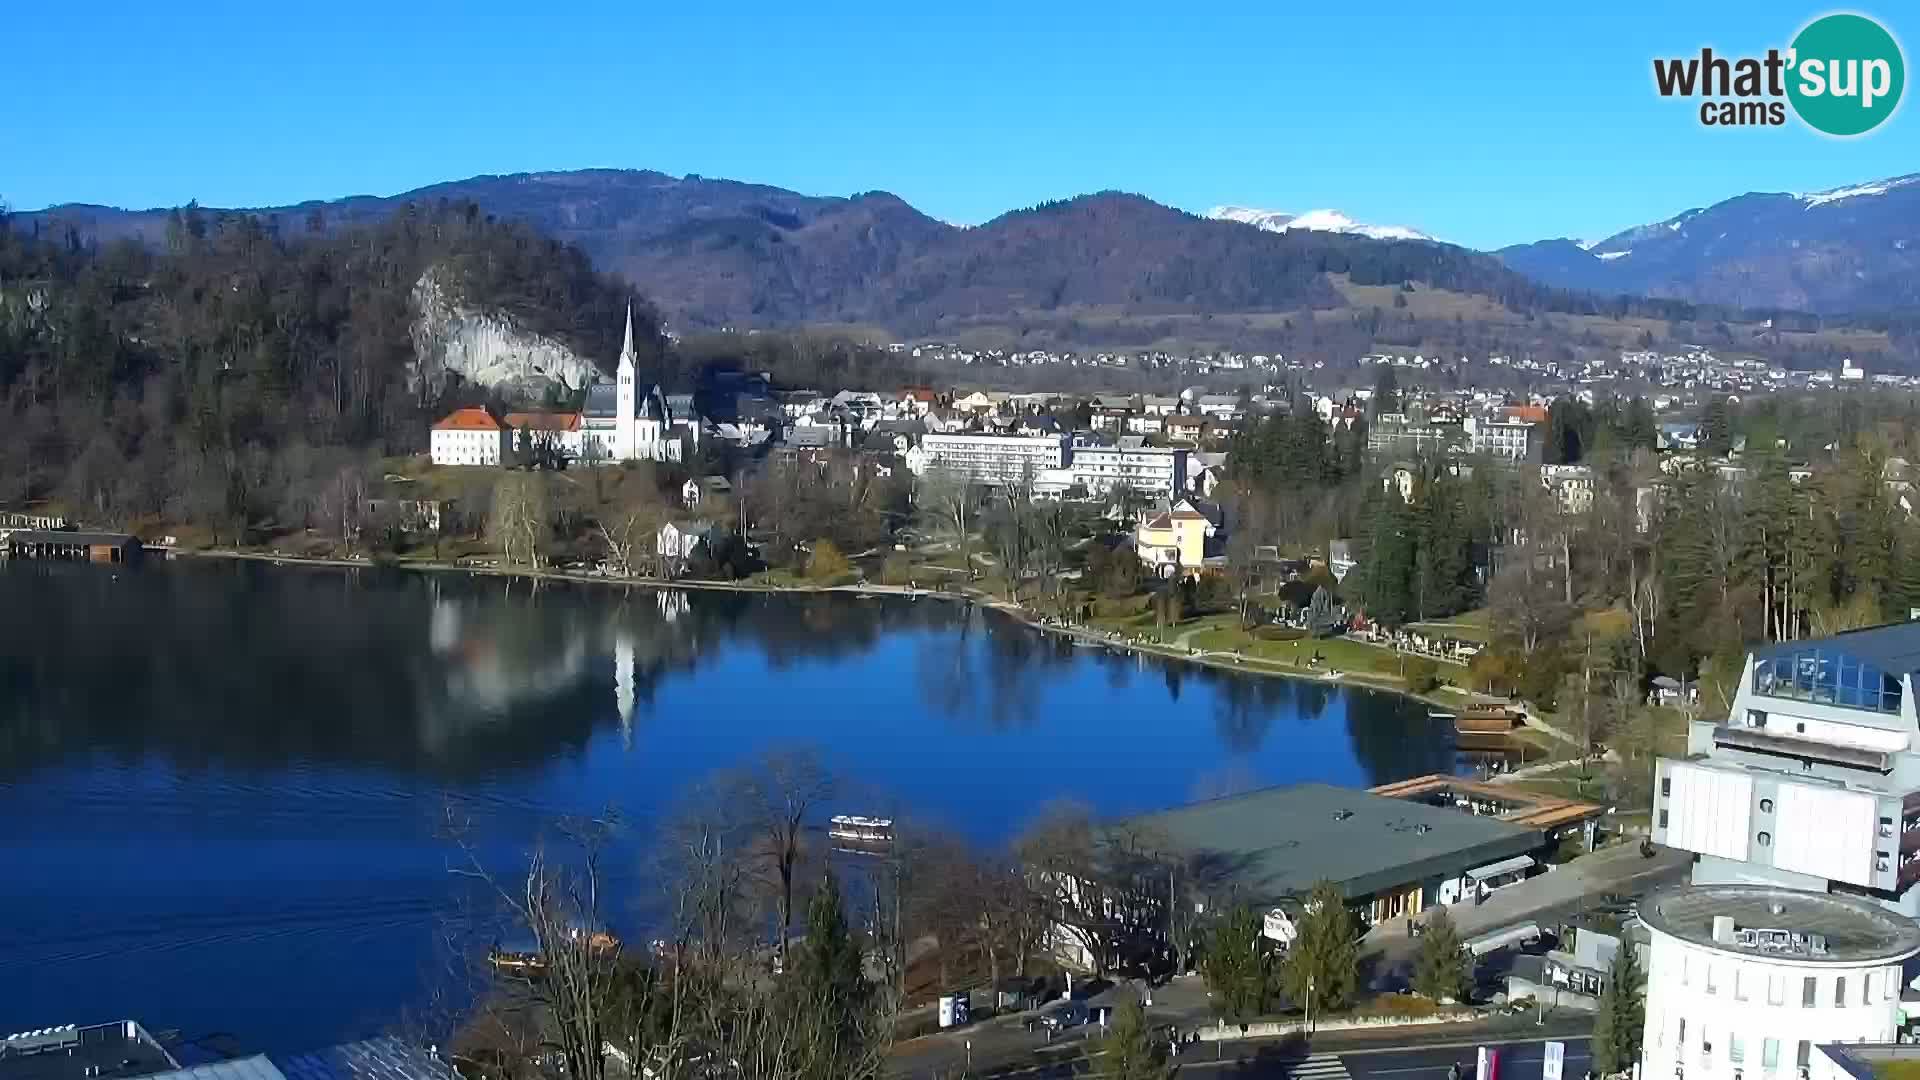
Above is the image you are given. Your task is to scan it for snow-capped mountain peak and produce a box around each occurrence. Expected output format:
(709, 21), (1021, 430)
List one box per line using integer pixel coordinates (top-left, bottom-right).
(1207, 205), (1434, 243)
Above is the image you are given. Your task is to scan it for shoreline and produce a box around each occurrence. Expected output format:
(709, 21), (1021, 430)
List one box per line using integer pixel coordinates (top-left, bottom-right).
(170, 547), (1484, 713)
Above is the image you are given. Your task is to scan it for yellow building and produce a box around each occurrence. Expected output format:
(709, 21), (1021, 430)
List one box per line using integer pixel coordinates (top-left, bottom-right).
(1134, 501), (1214, 578)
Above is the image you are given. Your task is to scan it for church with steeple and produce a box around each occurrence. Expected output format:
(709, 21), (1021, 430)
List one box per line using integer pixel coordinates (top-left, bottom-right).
(428, 304), (696, 467)
(581, 303), (696, 464)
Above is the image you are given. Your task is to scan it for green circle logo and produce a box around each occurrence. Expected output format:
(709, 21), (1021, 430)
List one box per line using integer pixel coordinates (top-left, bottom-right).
(1788, 13), (1905, 136)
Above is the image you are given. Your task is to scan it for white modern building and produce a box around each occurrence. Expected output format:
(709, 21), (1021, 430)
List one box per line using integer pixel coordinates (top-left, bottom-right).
(1652, 624), (1920, 916)
(1465, 416), (1536, 460)
(1068, 444), (1188, 499)
(905, 433), (1070, 485)
(1639, 884), (1920, 1080)
(429, 407), (507, 466)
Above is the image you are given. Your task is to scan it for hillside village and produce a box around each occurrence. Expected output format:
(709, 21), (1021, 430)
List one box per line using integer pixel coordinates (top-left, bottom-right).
(395, 307), (1920, 701)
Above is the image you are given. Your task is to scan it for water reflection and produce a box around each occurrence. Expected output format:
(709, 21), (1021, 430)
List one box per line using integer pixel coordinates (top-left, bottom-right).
(0, 560), (1460, 1050)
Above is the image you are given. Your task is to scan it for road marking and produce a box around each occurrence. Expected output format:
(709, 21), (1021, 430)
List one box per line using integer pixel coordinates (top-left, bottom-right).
(1178, 1053), (1351, 1078)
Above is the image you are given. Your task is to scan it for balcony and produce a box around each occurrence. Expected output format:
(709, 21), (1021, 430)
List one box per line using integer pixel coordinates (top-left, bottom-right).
(1711, 724), (1893, 772)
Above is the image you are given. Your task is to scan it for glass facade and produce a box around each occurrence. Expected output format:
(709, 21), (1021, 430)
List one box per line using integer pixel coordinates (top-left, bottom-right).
(1753, 647), (1903, 714)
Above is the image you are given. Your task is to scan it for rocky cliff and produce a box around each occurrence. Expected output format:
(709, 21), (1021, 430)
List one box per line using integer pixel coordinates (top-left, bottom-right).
(409, 270), (607, 397)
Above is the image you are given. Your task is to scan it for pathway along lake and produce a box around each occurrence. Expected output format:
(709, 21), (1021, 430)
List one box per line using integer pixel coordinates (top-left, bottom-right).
(0, 559), (1460, 1051)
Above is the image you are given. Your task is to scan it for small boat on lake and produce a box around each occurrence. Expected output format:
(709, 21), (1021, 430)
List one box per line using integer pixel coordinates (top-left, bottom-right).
(828, 815), (894, 854)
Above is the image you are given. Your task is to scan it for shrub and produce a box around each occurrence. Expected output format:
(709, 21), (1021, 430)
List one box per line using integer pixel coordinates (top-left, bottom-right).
(1404, 657), (1441, 694)
(806, 539), (851, 581)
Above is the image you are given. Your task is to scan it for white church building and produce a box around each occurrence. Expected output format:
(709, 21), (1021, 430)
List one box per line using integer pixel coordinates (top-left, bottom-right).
(581, 304), (697, 464)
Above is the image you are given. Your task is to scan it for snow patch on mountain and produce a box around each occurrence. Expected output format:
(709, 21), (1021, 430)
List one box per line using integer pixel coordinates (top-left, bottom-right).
(1597, 250), (1631, 261)
(1799, 174), (1920, 208)
(1207, 205), (1434, 243)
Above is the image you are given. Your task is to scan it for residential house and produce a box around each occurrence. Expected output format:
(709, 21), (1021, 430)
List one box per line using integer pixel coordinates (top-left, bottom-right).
(1124, 412), (1165, 436)
(1164, 415), (1208, 444)
(1539, 463), (1594, 514)
(681, 475), (733, 510)
(1329, 539), (1357, 581)
(657, 520), (718, 569)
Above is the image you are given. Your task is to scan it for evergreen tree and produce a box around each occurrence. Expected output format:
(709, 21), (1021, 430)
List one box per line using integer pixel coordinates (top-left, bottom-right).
(1204, 903), (1271, 1022)
(1411, 908), (1470, 1002)
(1591, 944), (1646, 1075)
(1372, 366), (1401, 416)
(1280, 881), (1359, 1019)
(1100, 997), (1173, 1080)
(785, 874), (875, 1080)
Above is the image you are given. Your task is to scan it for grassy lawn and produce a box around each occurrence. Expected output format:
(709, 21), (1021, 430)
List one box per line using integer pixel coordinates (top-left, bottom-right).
(1406, 607), (1494, 644)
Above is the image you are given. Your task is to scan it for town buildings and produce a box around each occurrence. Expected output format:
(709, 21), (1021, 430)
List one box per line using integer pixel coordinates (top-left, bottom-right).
(1638, 884), (1920, 1080)
(1464, 415), (1536, 461)
(1651, 622), (1920, 917)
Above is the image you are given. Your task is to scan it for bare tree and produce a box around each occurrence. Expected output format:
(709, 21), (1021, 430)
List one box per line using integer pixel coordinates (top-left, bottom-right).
(916, 466), (974, 558)
(448, 813), (623, 1080)
(739, 749), (837, 945)
(489, 473), (549, 569)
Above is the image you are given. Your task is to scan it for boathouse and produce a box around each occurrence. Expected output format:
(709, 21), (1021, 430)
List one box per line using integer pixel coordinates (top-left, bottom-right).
(3, 529), (144, 564)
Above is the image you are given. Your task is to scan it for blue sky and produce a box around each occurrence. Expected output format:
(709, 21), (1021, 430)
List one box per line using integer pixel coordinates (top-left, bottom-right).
(3, 1), (1913, 250)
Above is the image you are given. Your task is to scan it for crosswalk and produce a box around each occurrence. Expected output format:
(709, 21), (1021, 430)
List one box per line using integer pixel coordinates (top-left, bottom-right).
(1286, 1054), (1355, 1080)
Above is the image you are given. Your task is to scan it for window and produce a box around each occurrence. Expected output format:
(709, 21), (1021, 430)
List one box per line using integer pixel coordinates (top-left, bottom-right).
(1681, 954), (1690, 986)
(1866, 971), (1877, 1004)
(1662, 777), (1672, 797)
(1768, 974), (1785, 1005)
(1803, 976), (1817, 1007)
(1679, 1018), (1688, 1046)
(1731, 1036), (1746, 1064)
(1763, 1039), (1780, 1070)
(1661, 809), (1671, 829)
(1835, 977), (1847, 1006)
(1760, 798), (1775, 813)
(1797, 1042), (1811, 1069)
(1707, 963), (1718, 994)
(1749, 710), (1768, 729)
(1735, 968), (1748, 1001)
(1758, 831), (1772, 847)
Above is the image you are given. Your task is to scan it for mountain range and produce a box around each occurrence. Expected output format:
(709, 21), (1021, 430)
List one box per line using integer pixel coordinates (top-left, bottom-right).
(14, 168), (1920, 330)
(1495, 174), (1920, 315)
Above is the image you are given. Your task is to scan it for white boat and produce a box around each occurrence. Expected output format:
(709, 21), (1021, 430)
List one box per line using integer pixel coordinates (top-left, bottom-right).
(828, 815), (894, 846)
(1321, 669), (1344, 681)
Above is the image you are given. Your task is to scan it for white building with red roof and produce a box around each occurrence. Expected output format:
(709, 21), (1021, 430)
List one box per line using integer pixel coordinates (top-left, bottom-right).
(429, 407), (507, 466)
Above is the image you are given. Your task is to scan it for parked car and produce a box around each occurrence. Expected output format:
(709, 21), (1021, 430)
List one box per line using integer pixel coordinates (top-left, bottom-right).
(1038, 1001), (1089, 1031)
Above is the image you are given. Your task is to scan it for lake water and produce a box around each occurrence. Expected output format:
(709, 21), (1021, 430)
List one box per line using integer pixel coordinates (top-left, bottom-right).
(0, 559), (1458, 1051)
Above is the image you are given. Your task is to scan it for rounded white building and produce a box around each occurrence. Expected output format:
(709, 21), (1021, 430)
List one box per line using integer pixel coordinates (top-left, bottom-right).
(1642, 885), (1920, 1080)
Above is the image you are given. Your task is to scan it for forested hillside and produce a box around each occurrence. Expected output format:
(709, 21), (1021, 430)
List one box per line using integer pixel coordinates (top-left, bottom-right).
(0, 199), (659, 534)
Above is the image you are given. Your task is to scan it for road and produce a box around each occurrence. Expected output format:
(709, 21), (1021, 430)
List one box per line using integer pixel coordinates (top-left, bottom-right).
(892, 1009), (1593, 1080)
(900, 1031), (1592, 1080)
